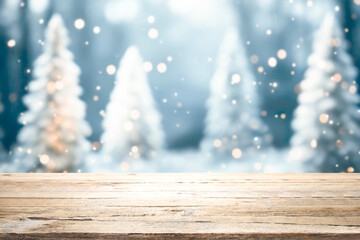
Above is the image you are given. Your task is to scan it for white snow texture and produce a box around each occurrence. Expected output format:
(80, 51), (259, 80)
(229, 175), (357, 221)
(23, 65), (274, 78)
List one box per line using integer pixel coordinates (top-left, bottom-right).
(201, 27), (271, 160)
(101, 46), (164, 162)
(14, 14), (91, 172)
(289, 13), (360, 172)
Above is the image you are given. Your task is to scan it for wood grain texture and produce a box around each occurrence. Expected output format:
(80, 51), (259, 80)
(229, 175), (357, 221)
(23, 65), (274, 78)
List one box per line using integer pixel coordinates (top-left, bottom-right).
(0, 173), (359, 239)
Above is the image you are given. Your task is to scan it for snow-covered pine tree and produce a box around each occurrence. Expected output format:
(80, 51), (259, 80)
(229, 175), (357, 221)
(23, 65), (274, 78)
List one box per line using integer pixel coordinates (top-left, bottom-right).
(101, 46), (164, 162)
(201, 27), (270, 160)
(289, 13), (360, 172)
(14, 14), (91, 172)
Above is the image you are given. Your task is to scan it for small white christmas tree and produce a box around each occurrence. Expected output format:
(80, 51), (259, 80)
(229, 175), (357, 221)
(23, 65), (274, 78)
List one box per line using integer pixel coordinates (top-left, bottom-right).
(289, 14), (360, 172)
(14, 14), (91, 172)
(201, 27), (270, 160)
(101, 46), (164, 162)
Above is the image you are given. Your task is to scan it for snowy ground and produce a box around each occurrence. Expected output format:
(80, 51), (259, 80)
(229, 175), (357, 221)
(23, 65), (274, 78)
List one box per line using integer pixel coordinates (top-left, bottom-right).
(0, 147), (306, 173)
(84, 148), (304, 173)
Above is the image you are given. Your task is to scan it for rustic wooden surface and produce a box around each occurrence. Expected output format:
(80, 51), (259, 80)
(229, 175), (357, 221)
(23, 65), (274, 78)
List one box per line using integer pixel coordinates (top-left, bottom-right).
(0, 173), (359, 239)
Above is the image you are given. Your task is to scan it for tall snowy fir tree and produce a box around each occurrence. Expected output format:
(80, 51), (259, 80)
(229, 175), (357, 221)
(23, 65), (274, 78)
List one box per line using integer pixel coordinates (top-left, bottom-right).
(101, 46), (164, 163)
(14, 14), (91, 172)
(289, 14), (360, 172)
(201, 27), (271, 160)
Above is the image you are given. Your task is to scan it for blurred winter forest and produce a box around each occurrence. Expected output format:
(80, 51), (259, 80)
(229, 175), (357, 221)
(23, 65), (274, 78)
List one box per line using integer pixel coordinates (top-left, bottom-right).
(1, 0), (360, 173)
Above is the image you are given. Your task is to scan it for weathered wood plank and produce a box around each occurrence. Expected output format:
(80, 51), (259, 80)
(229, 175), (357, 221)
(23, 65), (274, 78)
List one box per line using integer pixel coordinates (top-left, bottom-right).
(0, 173), (359, 239)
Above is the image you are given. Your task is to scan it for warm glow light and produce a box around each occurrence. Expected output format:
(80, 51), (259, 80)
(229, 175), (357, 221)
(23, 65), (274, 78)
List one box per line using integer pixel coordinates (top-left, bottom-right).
(143, 61), (153, 72)
(148, 15), (155, 23)
(277, 49), (287, 59)
(48, 101), (55, 108)
(92, 142), (101, 151)
(106, 64), (116, 75)
(99, 110), (106, 117)
(55, 81), (64, 90)
(333, 73), (342, 82)
(254, 162), (262, 170)
(268, 57), (277, 67)
(39, 154), (50, 165)
(130, 109), (140, 120)
(74, 19), (85, 29)
(7, 39), (16, 48)
(93, 26), (101, 34)
(335, 139), (343, 148)
(47, 81), (56, 94)
(231, 74), (241, 85)
(232, 148), (242, 159)
(131, 145), (139, 153)
(157, 63), (167, 73)
(148, 28), (158, 39)
(310, 139), (317, 148)
(213, 139), (222, 148)
(319, 113), (329, 124)
(341, 82), (348, 89)
(53, 115), (62, 125)
(124, 121), (134, 131)
(349, 86), (357, 94)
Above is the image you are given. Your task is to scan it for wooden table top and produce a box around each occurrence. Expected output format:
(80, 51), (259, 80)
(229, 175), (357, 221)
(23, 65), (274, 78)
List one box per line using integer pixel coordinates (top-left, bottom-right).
(0, 173), (359, 239)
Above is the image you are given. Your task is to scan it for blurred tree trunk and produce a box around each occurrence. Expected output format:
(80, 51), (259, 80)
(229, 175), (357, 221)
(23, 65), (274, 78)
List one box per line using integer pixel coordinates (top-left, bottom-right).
(0, 0), (9, 151)
(340, 0), (360, 84)
(1, 0), (31, 150)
